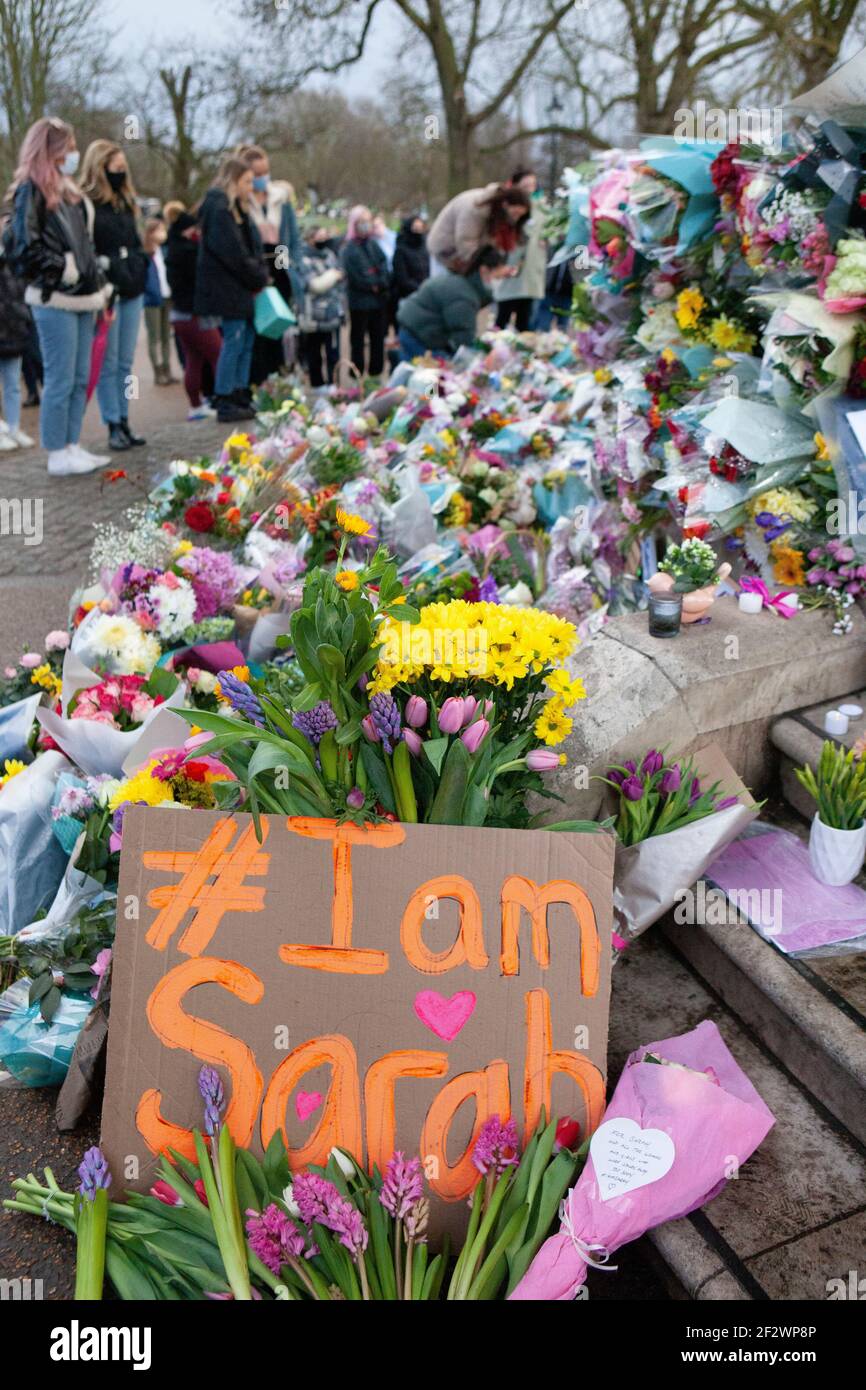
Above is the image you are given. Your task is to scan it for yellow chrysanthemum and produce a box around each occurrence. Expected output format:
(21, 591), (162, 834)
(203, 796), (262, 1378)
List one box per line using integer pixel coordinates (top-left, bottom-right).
(336, 507), (373, 537)
(770, 545), (806, 588)
(534, 697), (573, 747)
(675, 287), (705, 331)
(109, 762), (175, 812)
(335, 570), (359, 592)
(707, 316), (754, 353)
(1, 758), (26, 784)
(748, 487), (816, 525)
(544, 669), (587, 706)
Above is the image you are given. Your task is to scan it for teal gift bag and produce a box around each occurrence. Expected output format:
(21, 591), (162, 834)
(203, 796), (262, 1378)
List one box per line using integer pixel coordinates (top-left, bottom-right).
(254, 286), (296, 339)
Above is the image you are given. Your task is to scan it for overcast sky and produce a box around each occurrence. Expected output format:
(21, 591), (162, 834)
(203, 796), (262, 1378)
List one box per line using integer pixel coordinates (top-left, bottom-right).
(109, 0), (398, 95)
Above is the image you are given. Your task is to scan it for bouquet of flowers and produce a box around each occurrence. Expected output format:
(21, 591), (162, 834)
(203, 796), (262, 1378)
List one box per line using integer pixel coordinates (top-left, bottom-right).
(0, 631), (68, 708)
(599, 743), (759, 953)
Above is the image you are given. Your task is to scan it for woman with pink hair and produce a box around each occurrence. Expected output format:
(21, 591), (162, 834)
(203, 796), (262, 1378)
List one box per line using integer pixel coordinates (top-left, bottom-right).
(3, 117), (108, 476)
(341, 204), (390, 381)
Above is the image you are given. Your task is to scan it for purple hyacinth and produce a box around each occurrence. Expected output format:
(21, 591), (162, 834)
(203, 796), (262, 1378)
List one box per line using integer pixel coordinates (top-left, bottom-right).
(291, 1171), (342, 1227)
(478, 574), (500, 602)
(292, 700), (338, 746)
(198, 1065), (225, 1136)
(379, 1152), (424, 1221)
(472, 1116), (520, 1177)
(217, 670), (264, 726)
(78, 1146), (111, 1200)
(245, 1205), (307, 1273)
(369, 692), (401, 754)
(322, 1193), (368, 1259)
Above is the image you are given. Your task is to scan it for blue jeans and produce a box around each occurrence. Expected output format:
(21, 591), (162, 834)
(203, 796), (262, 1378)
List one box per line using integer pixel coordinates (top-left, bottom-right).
(97, 294), (143, 424)
(31, 306), (95, 451)
(0, 357), (22, 432)
(398, 325), (435, 363)
(215, 318), (254, 395)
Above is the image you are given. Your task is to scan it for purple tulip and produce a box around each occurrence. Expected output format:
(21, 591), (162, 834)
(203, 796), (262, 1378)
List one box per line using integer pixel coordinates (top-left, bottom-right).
(402, 728), (423, 757)
(607, 767), (626, 787)
(405, 695), (428, 728)
(439, 697), (466, 734)
(461, 696), (479, 727)
(641, 749), (664, 777)
(461, 718), (490, 754)
(715, 795), (739, 811)
(621, 775), (645, 802)
(689, 777), (701, 806)
(660, 764), (681, 794)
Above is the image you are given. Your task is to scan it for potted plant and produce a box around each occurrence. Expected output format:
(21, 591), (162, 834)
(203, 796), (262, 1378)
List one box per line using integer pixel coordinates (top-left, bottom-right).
(796, 740), (866, 885)
(648, 539), (731, 623)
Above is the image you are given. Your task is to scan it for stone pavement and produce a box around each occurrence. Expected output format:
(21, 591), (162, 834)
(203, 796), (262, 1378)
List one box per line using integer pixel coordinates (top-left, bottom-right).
(0, 322), (235, 659)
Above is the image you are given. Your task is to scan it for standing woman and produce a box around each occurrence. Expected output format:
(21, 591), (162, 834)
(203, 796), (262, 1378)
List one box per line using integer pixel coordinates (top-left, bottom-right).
(195, 156), (268, 422)
(3, 117), (107, 476)
(164, 206), (222, 421)
(80, 141), (148, 452)
(342, 205), (390, 382)
(237, 145), (303, 383)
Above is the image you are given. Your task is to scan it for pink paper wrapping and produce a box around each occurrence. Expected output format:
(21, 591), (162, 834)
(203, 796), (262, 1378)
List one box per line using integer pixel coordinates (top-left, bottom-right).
(509, 1020), (774, 1300)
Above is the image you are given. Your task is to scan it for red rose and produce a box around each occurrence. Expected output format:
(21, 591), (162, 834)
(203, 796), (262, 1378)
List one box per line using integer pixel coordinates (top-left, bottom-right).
(217, 490), (230, 505)
(184, 502), (215, 533)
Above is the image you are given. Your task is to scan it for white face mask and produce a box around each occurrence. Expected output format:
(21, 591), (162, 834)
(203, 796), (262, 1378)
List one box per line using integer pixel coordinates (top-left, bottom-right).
(59, 150), (80, 176)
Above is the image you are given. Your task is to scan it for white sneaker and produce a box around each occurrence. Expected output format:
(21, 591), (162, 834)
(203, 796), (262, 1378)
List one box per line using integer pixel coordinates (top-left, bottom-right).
(10, 427), (34, 448)
(0, 423), (18, 451)
(47, 447), (104, 476)
(187, 403), (216, 420)
(69, 443), (110, 467)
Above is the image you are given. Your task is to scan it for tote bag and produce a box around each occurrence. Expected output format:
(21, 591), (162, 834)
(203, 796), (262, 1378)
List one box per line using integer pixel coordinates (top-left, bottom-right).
(254, 285), (296, 339)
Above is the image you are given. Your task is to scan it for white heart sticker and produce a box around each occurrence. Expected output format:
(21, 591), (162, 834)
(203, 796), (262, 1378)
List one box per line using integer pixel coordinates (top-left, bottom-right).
(590, 1118), (675, 1202)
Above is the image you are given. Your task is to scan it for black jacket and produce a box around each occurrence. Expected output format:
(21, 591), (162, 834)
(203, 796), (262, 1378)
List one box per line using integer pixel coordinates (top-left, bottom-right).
(341, 236), (389, 311)
(0, 261), (31, 358)
(7, 181), (102, 302)
(165, 212), (200, 314)
(392, 220), (429, 301)
(397, 269), (491, 352)
(194, 188), (268, 321)
(92, 196), (148, 301)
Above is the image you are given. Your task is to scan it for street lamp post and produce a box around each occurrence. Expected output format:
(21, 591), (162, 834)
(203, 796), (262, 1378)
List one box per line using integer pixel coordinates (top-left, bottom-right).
(548, 89), (564, 195)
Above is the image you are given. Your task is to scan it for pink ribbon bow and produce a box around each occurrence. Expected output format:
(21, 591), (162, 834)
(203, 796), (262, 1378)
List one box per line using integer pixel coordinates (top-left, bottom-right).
(740, 575), (798, 618)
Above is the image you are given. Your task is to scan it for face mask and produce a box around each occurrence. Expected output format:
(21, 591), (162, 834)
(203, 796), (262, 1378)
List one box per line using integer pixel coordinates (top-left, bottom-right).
(356, 220), (370, 237)
(106, 169), (126, 192)
(252, 175), (269, 192)
(60, 150), (79, 176)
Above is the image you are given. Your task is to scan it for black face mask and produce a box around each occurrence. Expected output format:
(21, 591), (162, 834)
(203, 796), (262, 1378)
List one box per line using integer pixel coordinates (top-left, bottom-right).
(106, 169), (127, 193)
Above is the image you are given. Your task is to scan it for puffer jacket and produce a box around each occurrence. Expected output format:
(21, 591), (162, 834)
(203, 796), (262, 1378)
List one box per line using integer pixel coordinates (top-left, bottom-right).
(426, 182), (499, 271)
(397, 268), (490, 352)
(298, 243), (345, 332)
(8, 180), (104, 311)
(194, 188), (268, 321)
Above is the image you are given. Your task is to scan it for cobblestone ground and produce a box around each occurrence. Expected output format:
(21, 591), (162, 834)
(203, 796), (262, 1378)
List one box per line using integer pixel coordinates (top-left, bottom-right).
(0, 324), (235, 659)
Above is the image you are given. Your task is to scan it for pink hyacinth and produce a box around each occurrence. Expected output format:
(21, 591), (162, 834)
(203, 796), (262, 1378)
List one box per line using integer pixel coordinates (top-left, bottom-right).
(472, 1115), (520, 1176)
(291, 1170), (341, 1227)
(379, 1152), (424, 1221)
(323, 1194), (368, 1259)
(245, 1204), (307, 1274)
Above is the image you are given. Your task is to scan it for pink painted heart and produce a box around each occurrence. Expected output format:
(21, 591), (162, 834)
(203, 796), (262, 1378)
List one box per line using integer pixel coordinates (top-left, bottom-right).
(295, 1090), (323, 1123)
(414, 989), (476, 1041)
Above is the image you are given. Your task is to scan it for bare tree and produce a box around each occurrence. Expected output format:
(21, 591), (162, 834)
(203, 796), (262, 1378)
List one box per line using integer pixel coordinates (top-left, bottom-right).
(0, 0), (111, 172)
(239, 0), (576, 195)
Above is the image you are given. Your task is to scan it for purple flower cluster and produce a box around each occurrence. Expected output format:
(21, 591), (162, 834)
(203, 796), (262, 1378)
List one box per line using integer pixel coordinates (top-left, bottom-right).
(78, 1146), (112, 1200)
(245, 1204), (308, 1273)
(369, 691), (401, 754)
(805, 540), (866, 597)
(472, 1115), (520, 1177)
(290, 1171), (368, 1260)
(177, 547), (242, 619)
(198, 1065), (225, 1136)
(217, 670), (265, 726)
(379, 1151), (424, 1221)
(292, 700), (338, 746)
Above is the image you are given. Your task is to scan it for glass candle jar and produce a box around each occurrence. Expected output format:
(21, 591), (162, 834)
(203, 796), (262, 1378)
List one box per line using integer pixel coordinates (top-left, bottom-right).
(648, 590), (683, 638)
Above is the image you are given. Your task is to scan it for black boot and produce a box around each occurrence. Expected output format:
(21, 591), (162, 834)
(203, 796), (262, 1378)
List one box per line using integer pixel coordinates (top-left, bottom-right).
(215, 395), (252, 423)
(231, 389), (256, 419)
(120, 418), (146, 447)
(108, 422), (132, 451)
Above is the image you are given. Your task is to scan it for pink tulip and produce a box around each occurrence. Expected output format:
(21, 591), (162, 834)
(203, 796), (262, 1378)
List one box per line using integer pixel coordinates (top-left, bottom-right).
(405, 695), (428, 728)
(461, 696), (478, 726)
(438, 697), (466, 734)
(461, 718), (490, 754)
(402, 728), (423, 757)
(361, 714), (380, 743)
(526, 748), (562, 772)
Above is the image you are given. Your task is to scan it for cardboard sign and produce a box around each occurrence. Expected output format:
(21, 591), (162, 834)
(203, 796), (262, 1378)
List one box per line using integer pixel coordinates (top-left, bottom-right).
(101, 809), (613, 1235)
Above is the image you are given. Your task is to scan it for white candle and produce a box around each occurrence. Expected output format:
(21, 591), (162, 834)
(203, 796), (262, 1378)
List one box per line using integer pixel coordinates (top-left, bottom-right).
(824, 710), (849, 737)
(839, 704), (863, 719)
(738, 591), (763, 614)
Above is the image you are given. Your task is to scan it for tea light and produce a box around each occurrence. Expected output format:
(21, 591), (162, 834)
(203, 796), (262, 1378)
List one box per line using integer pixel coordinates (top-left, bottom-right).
(824, 709), (849, 737)
(738, 590), (763, 614)
(839, 703), (863, 719)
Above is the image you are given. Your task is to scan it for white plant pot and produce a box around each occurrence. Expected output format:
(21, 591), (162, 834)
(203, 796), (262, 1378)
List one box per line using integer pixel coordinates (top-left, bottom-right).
(808, 813), (866, 887)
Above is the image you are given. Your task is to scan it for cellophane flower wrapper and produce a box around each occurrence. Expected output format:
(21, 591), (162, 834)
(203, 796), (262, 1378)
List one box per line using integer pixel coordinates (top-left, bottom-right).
(510, 1019), (774, 1300)
(0, 750), (72, 935)
(611, 743), (759, 952)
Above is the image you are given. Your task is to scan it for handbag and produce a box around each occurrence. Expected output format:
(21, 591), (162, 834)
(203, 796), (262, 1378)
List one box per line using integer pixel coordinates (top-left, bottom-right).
(254, 284), (296, 338)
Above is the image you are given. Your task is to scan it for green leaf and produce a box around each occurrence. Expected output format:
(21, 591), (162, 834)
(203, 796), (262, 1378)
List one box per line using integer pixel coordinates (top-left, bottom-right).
(428, 738), (471, 825)
(360, 742), (395, 813)
(422, 736), (450, 777)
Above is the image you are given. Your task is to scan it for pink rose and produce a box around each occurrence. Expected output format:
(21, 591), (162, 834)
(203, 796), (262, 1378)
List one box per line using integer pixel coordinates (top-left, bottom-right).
(45, 630), (70, 651)
(20, 652), (42, 669)
(130, 694), (155, 723)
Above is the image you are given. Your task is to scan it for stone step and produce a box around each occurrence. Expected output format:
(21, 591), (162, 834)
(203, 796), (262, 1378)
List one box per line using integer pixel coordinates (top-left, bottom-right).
(610, 932), (866, 1299)
(771, 687), (866, 821)
(657, 836), (866, 1147)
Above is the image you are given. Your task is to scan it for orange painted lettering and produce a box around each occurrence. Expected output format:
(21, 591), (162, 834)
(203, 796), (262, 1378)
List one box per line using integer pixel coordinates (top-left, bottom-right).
(137, 956), (264, 1160)
(523, 987), (605, 1144)
(144, 816), (270, 956)
(365, 1050), (448, 1174)
(261, 1035), (362, 1172)
(500, 874), (600, 994)
(421, 1061), (511, 1201)
(400, 874), (488, 974)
